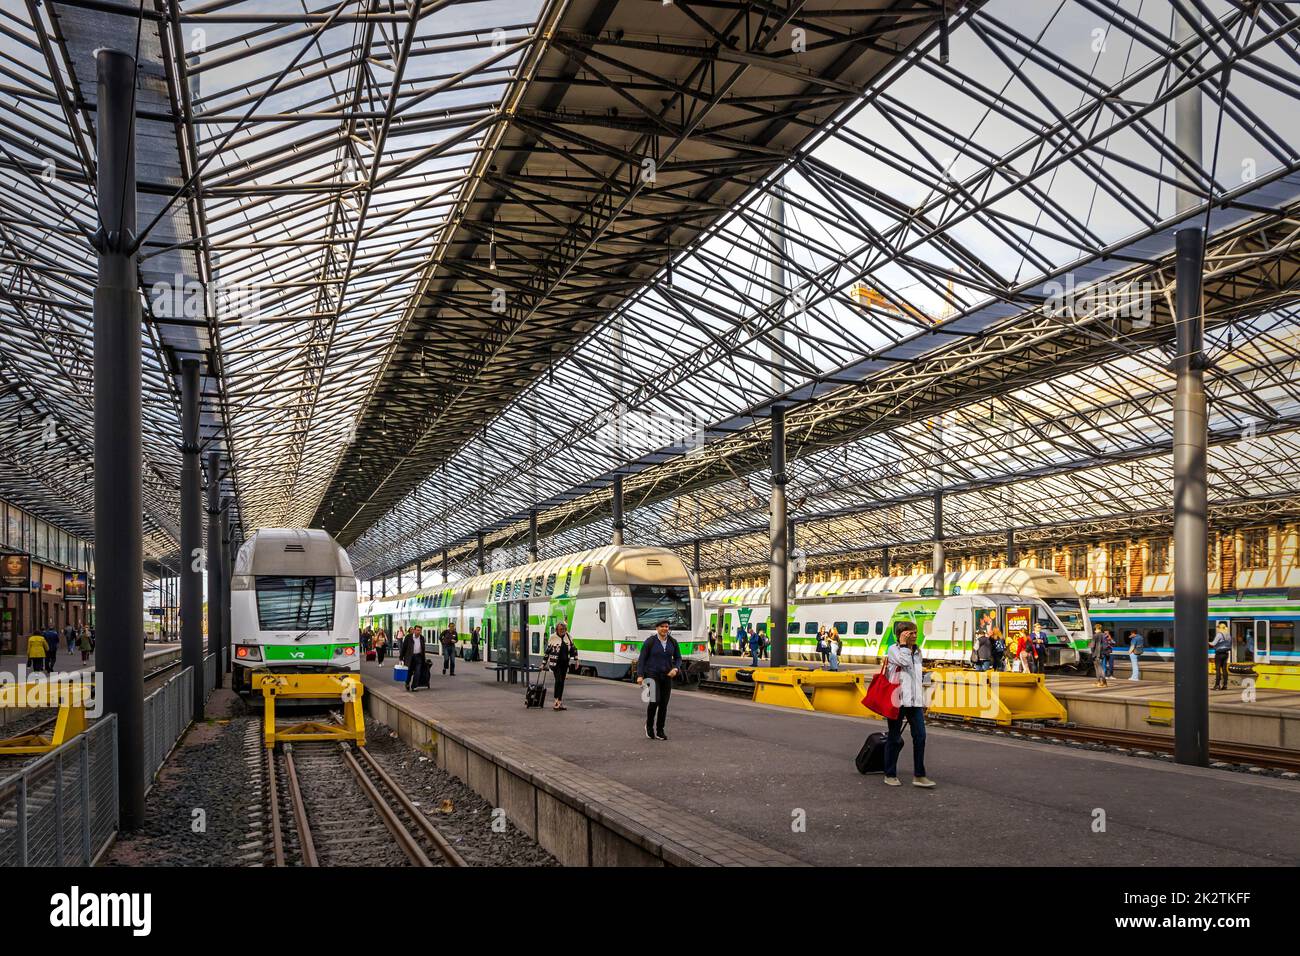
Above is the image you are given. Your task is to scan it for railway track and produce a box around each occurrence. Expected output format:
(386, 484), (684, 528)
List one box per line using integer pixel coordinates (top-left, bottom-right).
(257, 729), (467, 867)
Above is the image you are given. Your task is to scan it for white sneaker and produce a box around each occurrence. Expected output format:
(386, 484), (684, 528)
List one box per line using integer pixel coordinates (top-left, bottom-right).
(883, 776), (901, 787)
(913, 777), (937, 789)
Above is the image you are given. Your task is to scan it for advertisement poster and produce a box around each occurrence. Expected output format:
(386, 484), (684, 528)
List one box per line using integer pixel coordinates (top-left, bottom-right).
(1, 553), (30, 592)
(63, 571), (89, 601)
(1005, 605), (1034, 642)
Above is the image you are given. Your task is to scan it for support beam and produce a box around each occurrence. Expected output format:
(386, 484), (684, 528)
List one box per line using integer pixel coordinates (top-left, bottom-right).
(442, 548), (448, 584)
(882, 545), (891, 577)
(477, 532), (485, 573)
(770, 406), (789, 667)
(1006, 527), (1017, 568)
(93, 48), (144, 830)
(1173, 225), (1209, 767)
(692, 539), (701, 581)
(180, 360), (203, 721)
(220, 503), (233, 675)
(207, 452), (223, 685)
(933, 490), (945, 596)
(416, 562), (422, 590)
(528, 509), (538, 562)
(611, 475), (625, 546)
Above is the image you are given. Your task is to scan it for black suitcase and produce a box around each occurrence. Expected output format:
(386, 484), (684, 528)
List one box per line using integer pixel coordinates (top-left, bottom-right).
(418, 657), (432, 688)
(524, 660), (549, 708)
(855, 731), (901, 774)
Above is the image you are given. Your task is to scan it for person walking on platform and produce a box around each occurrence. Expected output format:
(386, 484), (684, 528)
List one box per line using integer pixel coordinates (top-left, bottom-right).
(373, 628), (387, 665)
(1210, 623), (1232, 690)
(1089, 625), (1108, 687)
(1103, 630), (1115, 678)
(43, 623), (58, 674)
(748, 627), (762, 667)
(736, 624), (749, 658)
(64, 623), (76, 653)
(547, 622), (578, 711)
(637, 621), (682, 740)
(27, 630), (47, 675)
(402, 625), (427, 692)
(883, 622), (935, 789)
(78, 628), (92, 665)
(471, 625), (481, 662)
(1126, 630), (1144, 681)
(440, 622), (458, 676)
(707, 627), (716, 657)
(817, 626), (829, 666)
(1017, 632), (1033, 673)
(973, 628), (993, 671)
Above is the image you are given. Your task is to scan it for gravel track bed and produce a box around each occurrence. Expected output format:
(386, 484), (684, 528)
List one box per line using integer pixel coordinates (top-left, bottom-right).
(360, 717), (558, 867)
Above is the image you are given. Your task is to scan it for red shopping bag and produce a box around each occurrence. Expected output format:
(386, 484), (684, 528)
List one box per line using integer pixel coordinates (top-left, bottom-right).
(862, 658), (900, 719)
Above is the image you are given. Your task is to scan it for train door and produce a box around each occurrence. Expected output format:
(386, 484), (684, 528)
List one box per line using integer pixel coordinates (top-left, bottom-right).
(1232, 621), (1254, 663)
(1254, 619), (1271, 664)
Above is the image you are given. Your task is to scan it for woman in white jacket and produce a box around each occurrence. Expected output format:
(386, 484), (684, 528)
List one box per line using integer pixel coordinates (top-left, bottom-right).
(883, 623), (936, 788)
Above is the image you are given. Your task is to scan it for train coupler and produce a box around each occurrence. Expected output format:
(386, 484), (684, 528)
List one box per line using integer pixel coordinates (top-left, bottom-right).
(253, 673), (366, 749)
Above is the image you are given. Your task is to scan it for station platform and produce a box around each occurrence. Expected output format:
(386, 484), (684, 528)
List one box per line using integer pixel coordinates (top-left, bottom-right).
(358, 657), (1300, 866)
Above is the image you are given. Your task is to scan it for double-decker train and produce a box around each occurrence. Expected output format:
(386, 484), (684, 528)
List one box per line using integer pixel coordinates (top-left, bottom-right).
(229, 528), (360, 695)
(704, 568), (1092, 667)
(358, 545), (708, 679)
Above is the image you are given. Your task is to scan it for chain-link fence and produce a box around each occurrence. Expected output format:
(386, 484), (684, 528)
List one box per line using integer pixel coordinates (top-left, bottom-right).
(0, 715), (118, 866)
(2, 654), (231, 866)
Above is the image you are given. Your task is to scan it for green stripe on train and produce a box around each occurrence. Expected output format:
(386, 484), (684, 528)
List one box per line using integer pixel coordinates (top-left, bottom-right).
(262, 644), (349, 661)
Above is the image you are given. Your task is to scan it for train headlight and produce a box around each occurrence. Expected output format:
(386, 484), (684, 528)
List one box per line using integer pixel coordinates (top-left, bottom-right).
(235, 645), (262, 661)
(339, 645), (356, 656)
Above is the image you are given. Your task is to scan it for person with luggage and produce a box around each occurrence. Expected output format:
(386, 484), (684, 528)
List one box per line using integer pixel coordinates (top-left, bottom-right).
(547, 622), (578, 711)
(440, 622), (458, 676)
(1089, 624), (1109, 687)
(471, 626), (481, 662)
(636, 621), (682, 741)
(883, 622), (935, 789)
(1126, 630), (1144, 681)
(373, 628), (387, 665)
(402, 625), (427, 692)
(1210, 623), (1232, 690)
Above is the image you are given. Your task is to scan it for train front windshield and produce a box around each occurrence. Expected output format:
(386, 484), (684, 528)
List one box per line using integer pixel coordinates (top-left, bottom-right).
(631, 585), (692, 630)
(1045, 597), (1085, 633)
(256, 575), (336, 631)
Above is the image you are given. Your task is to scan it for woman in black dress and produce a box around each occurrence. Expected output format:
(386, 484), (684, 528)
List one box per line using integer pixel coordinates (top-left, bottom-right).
(547, 622), (578, 711)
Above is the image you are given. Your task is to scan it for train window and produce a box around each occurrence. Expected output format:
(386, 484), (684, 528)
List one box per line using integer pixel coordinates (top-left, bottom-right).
(512, 579), (523, 600)
(833, 621), (848, 635)
(598, 601), (607, 623)
(545, 573), (557, 596)
(629, 585), (691, 630)
(531, 632), (540, 653)
(1145, 629), (1166, 648)
(535, 575), (545, 596)
(522, 578), (532, 598)
(581, 567), (591, 586)
(854, 621), (869, 636)
(875, 621), (883, 635)
(804, 621), (819, 635)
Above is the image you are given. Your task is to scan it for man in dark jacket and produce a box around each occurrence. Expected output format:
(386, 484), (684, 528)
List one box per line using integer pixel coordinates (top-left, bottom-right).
(470, 626), (481, 662)
(636, 621), (681, 741)
(401, 625), (427, 692)
(440, 623), (457, 675)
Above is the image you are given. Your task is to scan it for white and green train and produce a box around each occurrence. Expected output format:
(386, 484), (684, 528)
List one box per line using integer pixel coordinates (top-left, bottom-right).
(705, 568), (1092, 667)
(229, 528), (361, 694)
(359, 545), (708, 679)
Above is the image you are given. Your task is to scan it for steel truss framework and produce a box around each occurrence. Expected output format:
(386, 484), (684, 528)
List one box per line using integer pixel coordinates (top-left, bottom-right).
(350, 0), (1300, 581)
(2, 1), (1299, 590)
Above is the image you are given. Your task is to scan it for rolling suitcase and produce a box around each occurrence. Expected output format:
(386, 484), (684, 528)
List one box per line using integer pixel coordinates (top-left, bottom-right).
(418, 657), (432, 688)
(855, 731), (901, 774)
(365, 649), (376, 661)
(524, 660), (549, 708)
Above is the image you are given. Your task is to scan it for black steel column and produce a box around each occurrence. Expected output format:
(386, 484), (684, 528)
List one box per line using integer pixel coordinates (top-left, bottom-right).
(724, 567), (732, 588)
(932, 491), (945, 595)
(220, 502), (232, 672)
(692, 539), (701, 580)
(93, 48), (144, 829)
(442, 548), (448, 584)
(528, 509), (538, 562)
(416, 562), (422, 590)
(206, 452), (223, 685)
(180, 360), (203, 719)
(1006, 527), (1017, 568)
(611, 476), (625, 546)
(769, 406), (788, 667)
(1174, 226), (1209, 767)
(882, 546), (891, 577)
(477, 533), (485, 573)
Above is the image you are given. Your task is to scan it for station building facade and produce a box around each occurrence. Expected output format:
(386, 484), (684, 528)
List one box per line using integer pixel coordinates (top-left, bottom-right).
(0, 498), (94, 655)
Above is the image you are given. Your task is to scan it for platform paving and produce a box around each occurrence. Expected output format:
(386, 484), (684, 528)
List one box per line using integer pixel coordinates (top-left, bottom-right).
(361, 656), (1300, 866)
